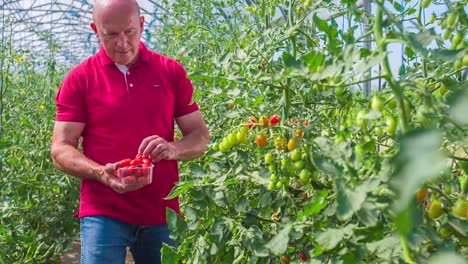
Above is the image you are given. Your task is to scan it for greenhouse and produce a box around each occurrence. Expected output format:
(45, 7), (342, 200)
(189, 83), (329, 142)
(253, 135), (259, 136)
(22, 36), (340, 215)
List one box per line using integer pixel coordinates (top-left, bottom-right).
(1, 0), (467, 263)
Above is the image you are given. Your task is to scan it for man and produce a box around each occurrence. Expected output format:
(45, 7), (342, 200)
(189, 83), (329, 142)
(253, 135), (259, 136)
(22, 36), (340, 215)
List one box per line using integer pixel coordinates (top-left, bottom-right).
(50, 0), (210, 263)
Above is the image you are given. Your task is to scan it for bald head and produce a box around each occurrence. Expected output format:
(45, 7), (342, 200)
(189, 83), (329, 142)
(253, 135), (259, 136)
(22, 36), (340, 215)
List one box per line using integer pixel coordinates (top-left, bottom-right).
(90, 0), (144, 66)
(93, 0), (140, 25)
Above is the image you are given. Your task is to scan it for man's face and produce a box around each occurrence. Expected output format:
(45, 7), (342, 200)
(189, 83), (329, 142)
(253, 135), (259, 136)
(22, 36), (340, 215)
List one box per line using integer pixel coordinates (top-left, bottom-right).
(91, 14), (144, 66)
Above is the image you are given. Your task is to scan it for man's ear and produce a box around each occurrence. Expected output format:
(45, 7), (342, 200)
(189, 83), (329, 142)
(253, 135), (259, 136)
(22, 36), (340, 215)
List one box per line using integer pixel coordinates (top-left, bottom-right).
(90, 22), (99, 38)
(139, 16), (145, 31)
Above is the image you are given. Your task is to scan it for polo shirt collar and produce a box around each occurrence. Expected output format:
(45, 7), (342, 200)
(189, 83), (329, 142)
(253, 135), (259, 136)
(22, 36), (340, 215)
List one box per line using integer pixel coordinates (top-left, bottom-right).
(98, 41), (149, 67)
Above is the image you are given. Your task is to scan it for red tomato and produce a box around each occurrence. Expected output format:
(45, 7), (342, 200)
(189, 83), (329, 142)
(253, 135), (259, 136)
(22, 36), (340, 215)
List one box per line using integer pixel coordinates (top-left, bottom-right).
(297, 252), (308, 261)
(118, 158), (132, 168)
(247, 117), (257, 129)
(130, 159), (142, 166)
(142, 158), (152, 166)
(137, 176), (148, 184)
(255, 134), (268, 147)
(134, 153), (143, 161)
(125, 165), (137, 176)
(123, 176), (136, 185)
(269, 114), (280, 125)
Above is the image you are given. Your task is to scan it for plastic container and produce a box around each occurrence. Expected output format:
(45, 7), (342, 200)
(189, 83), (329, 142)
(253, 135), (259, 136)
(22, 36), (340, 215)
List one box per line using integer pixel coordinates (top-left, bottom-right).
(117, 164), (154, 186)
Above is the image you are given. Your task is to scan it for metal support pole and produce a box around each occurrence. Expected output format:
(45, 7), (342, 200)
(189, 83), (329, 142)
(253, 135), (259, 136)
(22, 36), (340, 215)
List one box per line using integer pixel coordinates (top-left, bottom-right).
(362, 0), (372, 96)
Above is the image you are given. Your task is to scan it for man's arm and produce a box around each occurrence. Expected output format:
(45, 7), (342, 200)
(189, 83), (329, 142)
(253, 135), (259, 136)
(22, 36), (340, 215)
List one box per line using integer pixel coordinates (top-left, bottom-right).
(50, 121), (103, 179)
(50, 121), (140, 193)
(139, 110), (210, 162)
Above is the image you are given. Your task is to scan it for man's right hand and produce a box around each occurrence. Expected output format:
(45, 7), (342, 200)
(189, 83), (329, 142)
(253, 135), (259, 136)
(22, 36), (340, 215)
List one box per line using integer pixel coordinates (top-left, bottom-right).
(96, 163), (146, 194)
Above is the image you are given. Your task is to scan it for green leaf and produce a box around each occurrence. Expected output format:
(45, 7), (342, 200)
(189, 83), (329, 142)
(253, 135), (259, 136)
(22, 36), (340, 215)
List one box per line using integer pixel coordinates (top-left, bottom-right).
(265, 223), (292, 255)
(447, 215), (468, 238)
(391, 129), (446, 212)
(161, 244), (180, 264)
(431, 49), (465, 62)
(165, 181), (194, 200)
(449, 90), (468, 126)
(428, 252), (468, 264)
(366, 236), (400, 260)
(166, 208), (187, 238)
(313, 157), (341, 178)
(243, 226), (269, 257)
(316, 224), (355, 250)
(304, 189), (329, 217)
(336, 180), (367, 221)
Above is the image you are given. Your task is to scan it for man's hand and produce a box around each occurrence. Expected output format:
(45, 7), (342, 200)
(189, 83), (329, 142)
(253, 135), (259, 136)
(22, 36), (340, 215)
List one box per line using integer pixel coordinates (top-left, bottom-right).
(138, 135), (177, 162)
(97, 162), (146, 193)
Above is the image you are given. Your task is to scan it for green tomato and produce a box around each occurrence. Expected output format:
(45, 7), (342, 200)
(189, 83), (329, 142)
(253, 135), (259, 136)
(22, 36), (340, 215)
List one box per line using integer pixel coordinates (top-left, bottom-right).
(212, 143), (220, 152)
(421, 0), (431, 8)
(451, 199), (468, 219)
(267, 182), (276, 191)
(269, 164), (277, 173)
(356, 110), (368, 129)
(222, 138), (233, 150)
(294, 160), (305, 170)
(374, 127), (384, 138)
(227, 132), (238, 145)
(276, 181), (284, 189)
(281, 158), (292, 169)
(371, 96), (384, 111)
(428, 200), (444, 220)
(236, 131), (247, 144)
(416, 109), (430, 126)
(270, 173), (278, 182)
(219, 142), (228, 153)
(299, 169), (311, 184)
(452, 32), (463, 47)
(290, 149), (302, 162)
(240, 126), (249, 134)
(384, 116), (397, 135)
(265, 153), (274, 164)
(446, 12), (458, 28)
(454, 59), (463, 70)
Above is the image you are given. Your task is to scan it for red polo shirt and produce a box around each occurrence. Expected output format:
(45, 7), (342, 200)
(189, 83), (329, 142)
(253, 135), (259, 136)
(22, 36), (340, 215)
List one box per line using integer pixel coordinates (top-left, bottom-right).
(55, 42), (198, 225)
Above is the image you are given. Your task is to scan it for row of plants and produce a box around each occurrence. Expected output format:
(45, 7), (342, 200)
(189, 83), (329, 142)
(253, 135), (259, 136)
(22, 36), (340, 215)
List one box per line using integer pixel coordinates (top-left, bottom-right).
(153, 0), (468, 263)
(0, 0), (467, 263)
(0, 36), (80, 262)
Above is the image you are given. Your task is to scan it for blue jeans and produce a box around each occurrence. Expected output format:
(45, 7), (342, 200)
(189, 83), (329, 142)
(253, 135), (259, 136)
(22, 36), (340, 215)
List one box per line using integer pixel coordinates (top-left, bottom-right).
(80, 216), (176, 264)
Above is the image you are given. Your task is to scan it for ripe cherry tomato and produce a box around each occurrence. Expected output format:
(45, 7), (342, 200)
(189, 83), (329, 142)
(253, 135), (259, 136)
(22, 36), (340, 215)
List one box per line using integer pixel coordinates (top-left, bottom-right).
(118, 158), (132, 168)
(297, 252), (308, 261)
(130, 158), (142, 166)
(416, 188), (428, 202)
(292, 129), (304, 141)
(256, 134), (268, 147)
(269, 114), (280, 125)
(142, 158), (152, 166)
(280, 256), (291, 264)
(259, 116), (270, 127)
(287, 138), (298, 151)
(247, 117), (257, 129)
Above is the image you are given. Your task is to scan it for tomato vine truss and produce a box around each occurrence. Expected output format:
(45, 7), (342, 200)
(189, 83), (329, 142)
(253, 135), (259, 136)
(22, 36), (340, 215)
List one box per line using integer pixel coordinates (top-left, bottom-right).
(0, 0), (168, 67)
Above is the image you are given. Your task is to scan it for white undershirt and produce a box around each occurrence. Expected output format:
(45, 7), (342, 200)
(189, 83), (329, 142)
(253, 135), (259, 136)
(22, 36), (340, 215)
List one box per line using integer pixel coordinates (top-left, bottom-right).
(115, 63), (130, 92)
(114, 63), (128, 74)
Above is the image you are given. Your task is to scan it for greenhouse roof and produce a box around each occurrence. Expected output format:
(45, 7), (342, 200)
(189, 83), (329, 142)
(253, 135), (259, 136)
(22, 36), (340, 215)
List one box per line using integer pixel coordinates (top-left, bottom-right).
(1, 0), (166, 67)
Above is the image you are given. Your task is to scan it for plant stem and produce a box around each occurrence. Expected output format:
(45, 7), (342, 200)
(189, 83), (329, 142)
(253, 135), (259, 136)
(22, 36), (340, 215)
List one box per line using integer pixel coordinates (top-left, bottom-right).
(374, 1), (409, 134)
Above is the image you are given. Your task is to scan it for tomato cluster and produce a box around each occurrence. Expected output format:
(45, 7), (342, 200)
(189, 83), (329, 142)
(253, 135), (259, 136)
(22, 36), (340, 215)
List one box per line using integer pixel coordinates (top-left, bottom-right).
(117, 154), (153, 185)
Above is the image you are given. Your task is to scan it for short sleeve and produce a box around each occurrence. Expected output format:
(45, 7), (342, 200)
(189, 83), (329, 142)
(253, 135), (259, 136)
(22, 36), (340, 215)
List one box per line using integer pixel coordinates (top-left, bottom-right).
(173, 62), (199, 118)
(55, 67), (87, 123)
